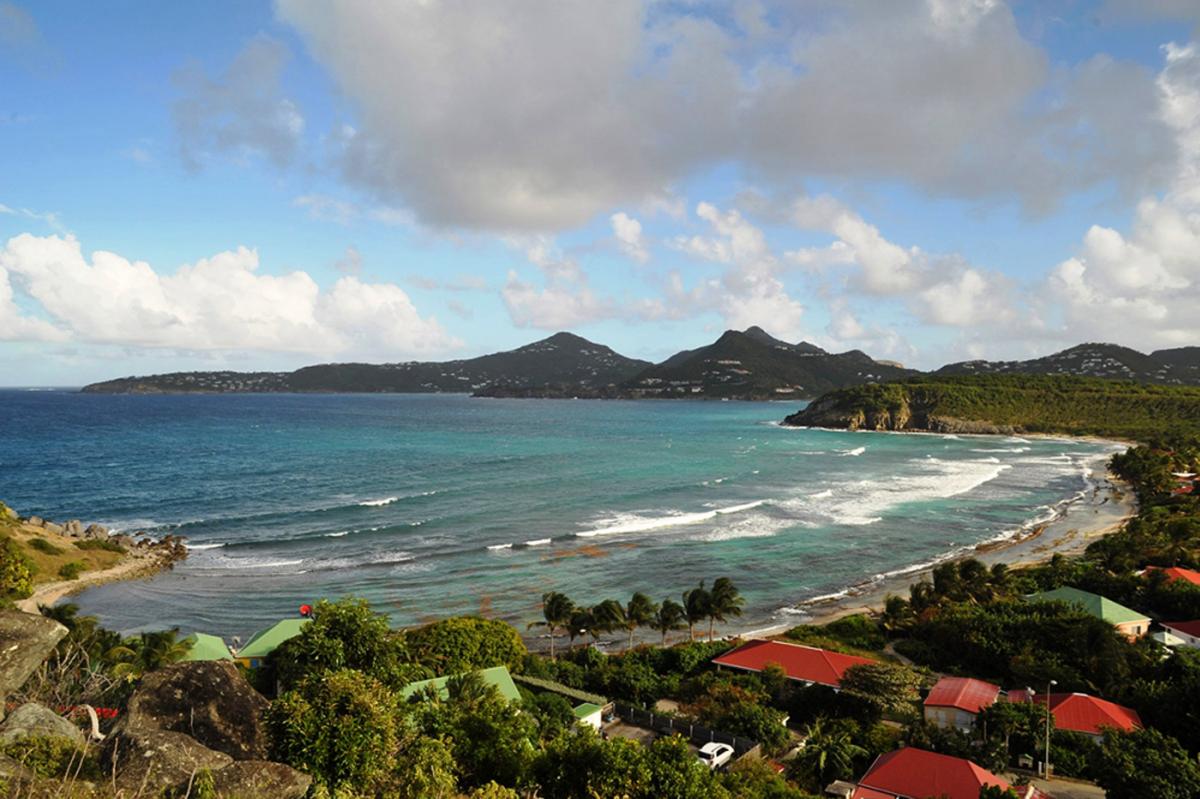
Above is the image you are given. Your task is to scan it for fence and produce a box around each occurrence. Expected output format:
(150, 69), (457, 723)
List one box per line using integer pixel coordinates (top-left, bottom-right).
(612, 702), (760, 758)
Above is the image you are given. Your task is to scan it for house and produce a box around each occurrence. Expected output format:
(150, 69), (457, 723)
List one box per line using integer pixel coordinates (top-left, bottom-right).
(923, 677), (1000, 731)
(1008, 691), (1141, 742)
(1161, 620), (1200, 649)
(1145, 566), (1200, 587)
(234, 618), (310, 668)
(850, 747), (1041, 799)
(400, 665), (522, 704)
(1151, 628), (1189, 648)
(181, 632), (234, 662)
(712, 639), (876, 689)
(511, 672), (612, 730)
(1025, 586), (1151, 639)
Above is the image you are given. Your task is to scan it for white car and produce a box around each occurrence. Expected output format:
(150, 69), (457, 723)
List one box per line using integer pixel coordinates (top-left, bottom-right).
(697, 742), (735, 770)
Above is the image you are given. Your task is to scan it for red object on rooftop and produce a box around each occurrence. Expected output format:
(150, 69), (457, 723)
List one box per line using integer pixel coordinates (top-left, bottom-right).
(924, 676), (1001, 714)
(851, 747), (1013, 799)
(1146, 566), (1200, 586)
(1013, 692), (1142, 736)
(712, 639), (876, 688)
(299, 604), (313, 618)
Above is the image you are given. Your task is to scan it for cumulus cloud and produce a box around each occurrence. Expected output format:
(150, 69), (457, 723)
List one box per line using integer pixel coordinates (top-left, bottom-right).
(1042, 41), (1200, 349)
(610, 212), (649, 263)
(0, 233), (458, 358)
(500, 238), (616, 329)
(173, 36), (304, 171)
(277, 0), (1173, 230)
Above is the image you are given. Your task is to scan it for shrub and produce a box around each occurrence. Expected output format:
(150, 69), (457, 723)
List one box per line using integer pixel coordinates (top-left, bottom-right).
(0, 537), (33, 599)
(28, 537), (64, 555)
(408, 616), (527, 675)
(1, 735), (98, 780)
(74, 538), (126, 553)
(58, 561), (85, 580)
(268, 668), (402, 794)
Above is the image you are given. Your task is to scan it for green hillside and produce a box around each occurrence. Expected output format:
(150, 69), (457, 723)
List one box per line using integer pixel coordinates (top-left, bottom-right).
(784, 374), (1200, 440)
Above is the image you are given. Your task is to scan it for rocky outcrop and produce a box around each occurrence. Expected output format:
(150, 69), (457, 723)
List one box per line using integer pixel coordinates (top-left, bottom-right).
(107, 660), (309, 797)
(784, 387), (1020, 434)
(0, 702), (85, 746)
(107, 726), (235, 793)
(209, 760), (312, 798)
(124, 661), (271, 760)
(0, 612), (67, 721)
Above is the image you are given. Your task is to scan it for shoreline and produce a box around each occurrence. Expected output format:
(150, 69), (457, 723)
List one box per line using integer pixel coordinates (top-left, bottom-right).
(736, 464), (1136, 639)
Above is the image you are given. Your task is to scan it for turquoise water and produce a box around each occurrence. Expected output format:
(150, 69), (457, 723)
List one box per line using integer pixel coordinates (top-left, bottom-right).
(0, 391), (1120, 637)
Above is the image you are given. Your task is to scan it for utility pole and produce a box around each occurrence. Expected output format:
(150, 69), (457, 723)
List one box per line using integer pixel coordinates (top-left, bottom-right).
(1044, 679), (1057, 778)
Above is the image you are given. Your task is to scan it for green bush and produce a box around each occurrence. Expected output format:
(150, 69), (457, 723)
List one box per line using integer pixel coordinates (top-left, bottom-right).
(1, 735), (98, 780)
(28, 537), (63, 555)
(407, 616), (527, 675)
(0, 536), (33, 599)
(268, 668), (402, 794)
(74, 538), (126, 553)
(58, 561), (85, 580)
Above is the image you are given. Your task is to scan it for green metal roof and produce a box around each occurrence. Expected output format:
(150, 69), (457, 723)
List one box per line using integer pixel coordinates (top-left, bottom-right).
(400, 665), (522, 705)
(182, 632), (234, 661)
(1025, 587), (1149, 625)
(237, 618), (310, 660)
(572, 702), (603, 719)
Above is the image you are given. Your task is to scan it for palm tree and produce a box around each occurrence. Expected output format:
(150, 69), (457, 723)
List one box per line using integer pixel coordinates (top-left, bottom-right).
(681, 582), (710, 642)
(706, 577), (744, 641)
(566, 607), (595, 650)
(789, 718), (867, 791)
(650, 599), (686, 646)
(528, 591), (574, 659)
(590, 599), (625, 645)
(622, 593), (657, 651)
(106, 629), (191, 680)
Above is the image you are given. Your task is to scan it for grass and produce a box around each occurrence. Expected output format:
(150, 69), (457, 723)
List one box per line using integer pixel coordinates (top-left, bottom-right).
(74, 538), (126, 554)
(7, 523), (125, 586)
(28, 537), (64, 556)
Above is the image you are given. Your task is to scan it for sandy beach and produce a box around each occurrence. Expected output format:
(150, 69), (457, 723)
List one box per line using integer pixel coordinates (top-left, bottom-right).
(736, 466), (1136, 639)
(15, 546), (182, 614)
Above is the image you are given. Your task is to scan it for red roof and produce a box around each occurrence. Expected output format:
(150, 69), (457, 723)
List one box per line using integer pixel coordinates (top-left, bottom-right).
(1147, 566), (1200, 586)
(924, 677), (1001, 714)
(1163, 620), (1200, 637)
(1015, 692), (1142, 735)
(713, 639), (876, 688)
(852, 748), (1012, 799)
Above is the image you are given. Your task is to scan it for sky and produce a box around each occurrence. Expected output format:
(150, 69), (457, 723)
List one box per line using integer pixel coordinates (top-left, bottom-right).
(2, 0), (1200, 386)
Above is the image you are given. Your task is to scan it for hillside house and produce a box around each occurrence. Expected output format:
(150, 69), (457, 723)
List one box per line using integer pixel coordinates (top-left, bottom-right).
(713, 639), (875, 689)
(1025, 586), (1150, 639)
(922, 677), (1000, 732)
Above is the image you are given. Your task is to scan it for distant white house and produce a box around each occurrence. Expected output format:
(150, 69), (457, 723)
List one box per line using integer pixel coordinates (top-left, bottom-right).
(1161, 620), (1200, 649)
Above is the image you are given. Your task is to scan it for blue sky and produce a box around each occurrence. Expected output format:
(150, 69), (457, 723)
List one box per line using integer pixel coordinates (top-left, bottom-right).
(2, 0), (1199, 385)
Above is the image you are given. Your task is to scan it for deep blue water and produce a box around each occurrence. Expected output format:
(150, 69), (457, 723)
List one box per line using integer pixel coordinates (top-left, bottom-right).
(0, 391), (1119, 637)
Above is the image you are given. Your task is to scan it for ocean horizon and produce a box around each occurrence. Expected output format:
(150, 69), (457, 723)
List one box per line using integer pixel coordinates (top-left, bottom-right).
(0, 391), (1121, 638)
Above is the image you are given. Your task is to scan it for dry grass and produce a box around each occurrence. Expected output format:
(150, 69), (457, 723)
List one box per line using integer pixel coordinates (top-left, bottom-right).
(4, 517), (124, 586)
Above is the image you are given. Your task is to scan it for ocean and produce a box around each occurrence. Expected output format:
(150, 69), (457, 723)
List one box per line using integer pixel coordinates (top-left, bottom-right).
(0, 391), (1121, 638)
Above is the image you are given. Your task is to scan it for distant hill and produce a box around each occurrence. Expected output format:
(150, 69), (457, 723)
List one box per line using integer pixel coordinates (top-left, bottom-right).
(783, 374), (1200, 440)
(617, 328), (918, 400)
(81, 333), (651, 394)
(936, 343), (1198, 385)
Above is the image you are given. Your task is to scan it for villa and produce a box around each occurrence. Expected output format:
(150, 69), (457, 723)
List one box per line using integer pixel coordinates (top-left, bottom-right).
(234, 618), (310, 668)
(180, 632), (234, 662)
(1007, 690), (1142, 742)
(1024, 586), (1151, 639)
(712, 639), (876, 689)
(400, 665), (522, 704)
(1145, 565), (1200, 587)
(1160, 620), (1200, 649)
(848, 747), (1044, 799)
(922, 676), (1000, 732)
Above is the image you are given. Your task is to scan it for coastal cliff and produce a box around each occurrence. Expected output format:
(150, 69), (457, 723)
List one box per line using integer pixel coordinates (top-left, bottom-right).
(782, 374), (1200, 439)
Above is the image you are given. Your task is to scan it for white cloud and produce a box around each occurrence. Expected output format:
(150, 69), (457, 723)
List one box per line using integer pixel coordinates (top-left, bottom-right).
(277, 0), (1170, 230)
(0, 233), (458, 358)
(610, 212), (649, 263)
(499, 238), (616, 329)
(0, 202), (65, 232)
(172, 36), (304, 171)
(293, 193), (356, 226)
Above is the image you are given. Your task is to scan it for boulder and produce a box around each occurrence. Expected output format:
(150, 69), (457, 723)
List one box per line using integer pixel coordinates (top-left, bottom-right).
(124, 661), (271, 760)
(0, 702), (85, 747)
(0, 612), (67, 722)
(209, 760), (311, 799)
(27, 516), (43, 527)
(41, 522), (63, 536)
(64, 520), (83, 537)
(83, 523), (108, 539)
(106, 726), (233, 794)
